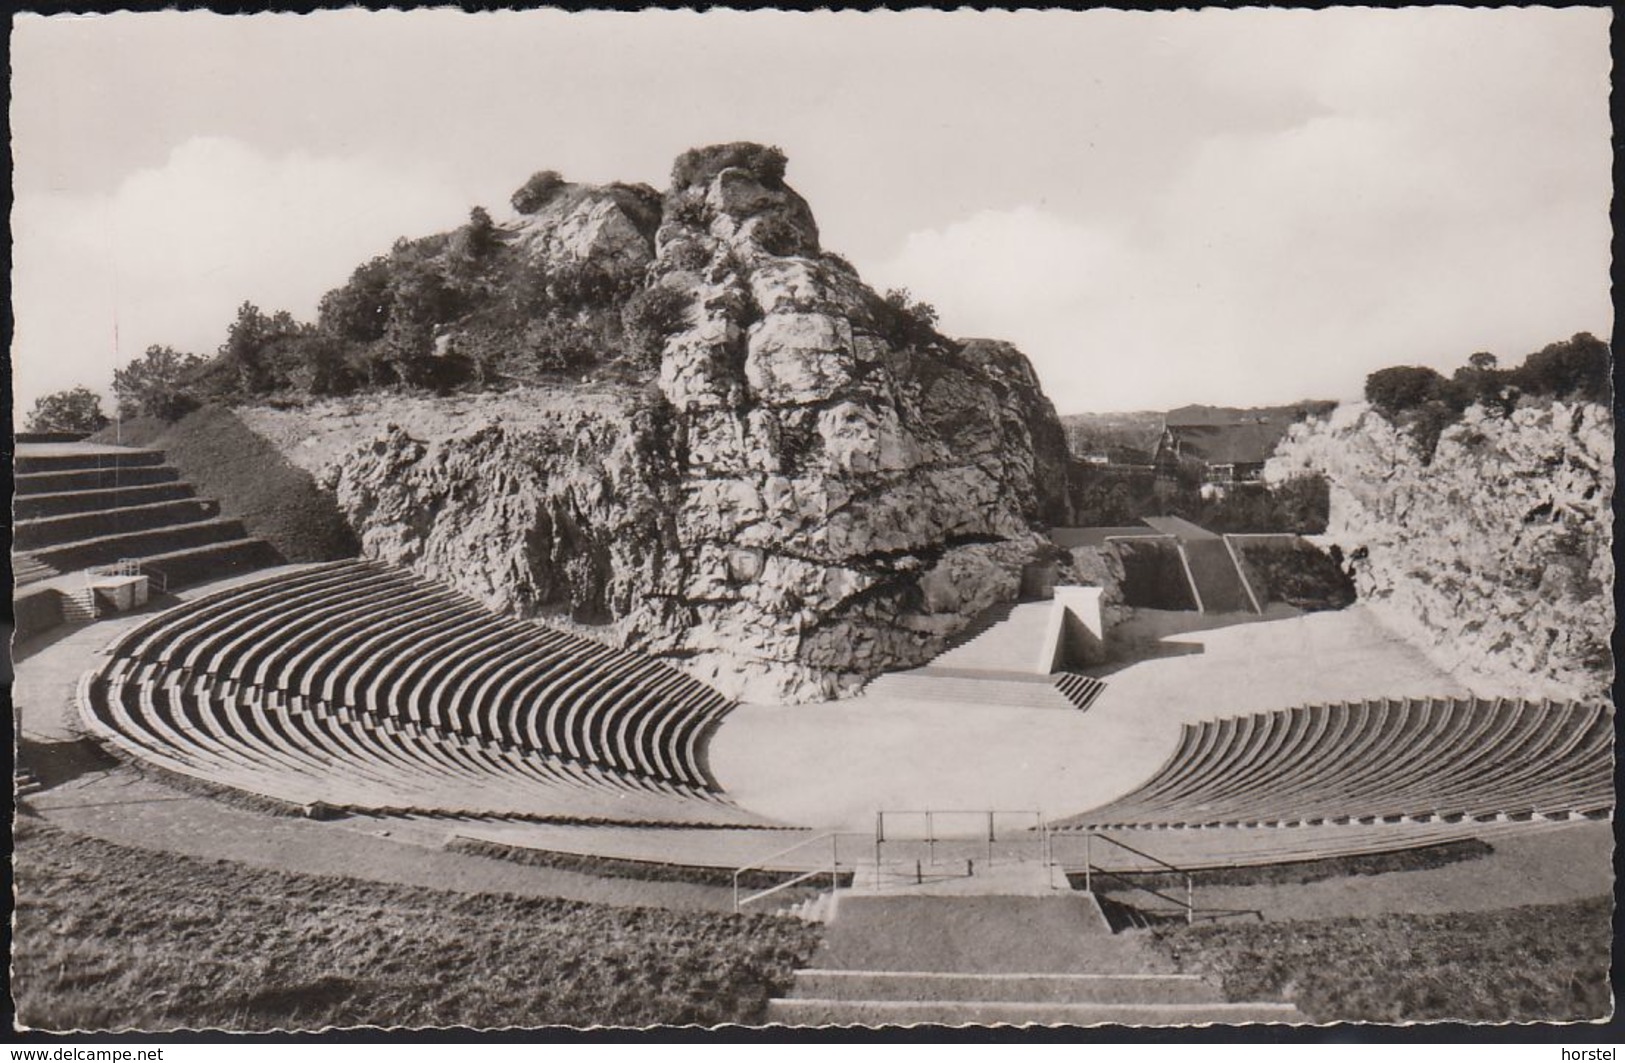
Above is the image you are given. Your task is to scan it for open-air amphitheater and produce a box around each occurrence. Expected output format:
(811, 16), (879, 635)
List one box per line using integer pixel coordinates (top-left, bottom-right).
(11, 432), (1614, 1028)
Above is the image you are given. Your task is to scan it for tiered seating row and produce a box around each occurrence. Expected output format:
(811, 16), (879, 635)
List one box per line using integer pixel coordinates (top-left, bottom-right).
(1053, 697), (1613, 830)
(80, 561), (766, 828)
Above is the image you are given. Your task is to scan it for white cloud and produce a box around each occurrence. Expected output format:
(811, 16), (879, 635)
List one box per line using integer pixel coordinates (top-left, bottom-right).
(869, 94), (1610, 414)
(12, 136), (470, 415)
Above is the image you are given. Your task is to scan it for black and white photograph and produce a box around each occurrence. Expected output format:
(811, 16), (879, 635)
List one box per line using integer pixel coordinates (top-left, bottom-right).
(8, 6), (1616, 1037)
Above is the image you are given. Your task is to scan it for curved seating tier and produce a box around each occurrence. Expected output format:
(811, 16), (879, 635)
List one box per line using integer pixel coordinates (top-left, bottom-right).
(1053, 696), (1613, 831)
(79, 561), (770, 828)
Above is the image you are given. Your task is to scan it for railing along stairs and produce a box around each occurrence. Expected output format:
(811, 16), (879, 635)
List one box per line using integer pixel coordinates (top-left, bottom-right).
(731, 832), (845, 914)
(1052, 829), (1263, 926)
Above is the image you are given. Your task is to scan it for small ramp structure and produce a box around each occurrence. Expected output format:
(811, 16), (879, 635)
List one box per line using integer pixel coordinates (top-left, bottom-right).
(863, 587), (1111, 712)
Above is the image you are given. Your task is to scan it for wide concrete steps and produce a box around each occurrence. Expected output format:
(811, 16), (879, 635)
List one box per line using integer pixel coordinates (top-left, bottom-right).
(127, 538), (280, 587)
(865, 672), (1075, 711)
(769, 892), (1302, 1027)
(11, 442), (278, 597)
(15, 463), (182, 495)
(785, 969), (1224, 1005)
(12, 554), (60, 587)
(14, 498), (223, 550)
(14, 446), (168, 474)
(766, 996), (1303, 1026)
(14, 481), (199, 520)
(27, 516), (249, 571)
(930, 601), (1055, 673)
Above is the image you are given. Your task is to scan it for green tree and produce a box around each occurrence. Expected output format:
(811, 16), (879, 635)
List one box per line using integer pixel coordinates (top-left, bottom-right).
(112, 345), (204, 420)
(318, 257), (393, 342)
(1516, 333), (1611, 403)
(1364, 365), (1453, 418)
(24, 386), (110, 434)
(220, 301), (275, 393)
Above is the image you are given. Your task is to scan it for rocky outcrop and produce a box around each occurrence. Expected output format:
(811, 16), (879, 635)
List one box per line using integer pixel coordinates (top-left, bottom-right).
(326, 146), (1075, 703)
(1268, 400), (1613, 700)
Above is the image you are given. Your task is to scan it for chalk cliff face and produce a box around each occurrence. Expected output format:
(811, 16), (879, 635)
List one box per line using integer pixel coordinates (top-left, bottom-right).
(1268, 400), (1613, 700)
(328, 147), (1073, 702)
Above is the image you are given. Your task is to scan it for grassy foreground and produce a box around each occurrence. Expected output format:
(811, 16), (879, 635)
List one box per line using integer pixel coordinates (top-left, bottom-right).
(12, 821), (821, 1031)
(1151, 897), (1613, 1024)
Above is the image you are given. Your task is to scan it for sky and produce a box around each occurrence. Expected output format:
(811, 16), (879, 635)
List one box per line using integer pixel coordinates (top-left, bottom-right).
(11, 7), (1614, 416)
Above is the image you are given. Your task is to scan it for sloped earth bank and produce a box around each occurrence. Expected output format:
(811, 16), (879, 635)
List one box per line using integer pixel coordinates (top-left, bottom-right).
(1269, 400), (1613, 700)
(11, 820), (819, 1031)
(238, 148), (1075, 703)
(1151, 895), (1611, 1024)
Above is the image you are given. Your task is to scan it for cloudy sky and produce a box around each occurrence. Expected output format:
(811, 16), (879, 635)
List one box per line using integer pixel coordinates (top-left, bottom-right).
(12, 7), (1612, 416)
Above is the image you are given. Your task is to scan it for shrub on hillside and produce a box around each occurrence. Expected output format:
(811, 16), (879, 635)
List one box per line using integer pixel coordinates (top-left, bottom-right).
(750, 214), (806, 257)
(621, 285), (692, 368)
(519, 314), (611, 374)
(112, 345), (205, 421)
(319, 257), (394, 343)
(1364, 365), (1458, 420)
(25, 386), (110, 434)
(511, 169), (567, 215)
(1181, 475), (1331, 535)
(864, 287), (943, 352)
(670, 142), (788, 191)
(547, 259), (633, 312)
(1364, 334), (1611, 461)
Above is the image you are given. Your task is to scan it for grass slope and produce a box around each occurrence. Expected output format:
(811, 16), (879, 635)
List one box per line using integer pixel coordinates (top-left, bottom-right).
(92, 407), (357, 564)
(12, 821), (821, 1031)
(1151, 897), (1612, 1024)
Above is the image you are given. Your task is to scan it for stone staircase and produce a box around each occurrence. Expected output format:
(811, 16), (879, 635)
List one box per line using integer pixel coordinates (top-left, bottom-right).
(767, 889), (1302, 1026)
(864, 670), (1078, 711)
(12, 443), (277, 594)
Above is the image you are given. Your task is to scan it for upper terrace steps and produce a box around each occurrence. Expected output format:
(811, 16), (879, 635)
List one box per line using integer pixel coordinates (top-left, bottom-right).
(15, 482), (200, 521)
(27, 516), (253, 572)
(14, 447), (168, 475)
(16, 463), (183, 495)
(13, 498), (222, 550)
(12, 442), (278, 598)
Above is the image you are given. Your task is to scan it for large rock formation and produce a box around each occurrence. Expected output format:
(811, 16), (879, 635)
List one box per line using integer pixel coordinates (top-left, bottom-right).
(327, 145), (1074, 702)
(1268, 400), (1613, 700)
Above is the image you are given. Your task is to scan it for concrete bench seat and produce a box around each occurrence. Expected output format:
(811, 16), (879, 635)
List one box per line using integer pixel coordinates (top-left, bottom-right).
(123, 563), (363, 661)
(75, 558), (759, 826)
(1057, 697), (1614, 831)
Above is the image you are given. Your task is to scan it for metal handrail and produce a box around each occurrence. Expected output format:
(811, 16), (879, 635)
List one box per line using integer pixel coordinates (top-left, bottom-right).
(731, 831), (842, 913)
(1083, 830), (1189, 875)
(1084, 864), (1196, 924)
(1058, 831), (1195, 924)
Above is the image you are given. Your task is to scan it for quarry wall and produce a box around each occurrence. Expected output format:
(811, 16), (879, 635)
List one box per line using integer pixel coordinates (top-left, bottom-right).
(1267, 400), (1613, 700)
